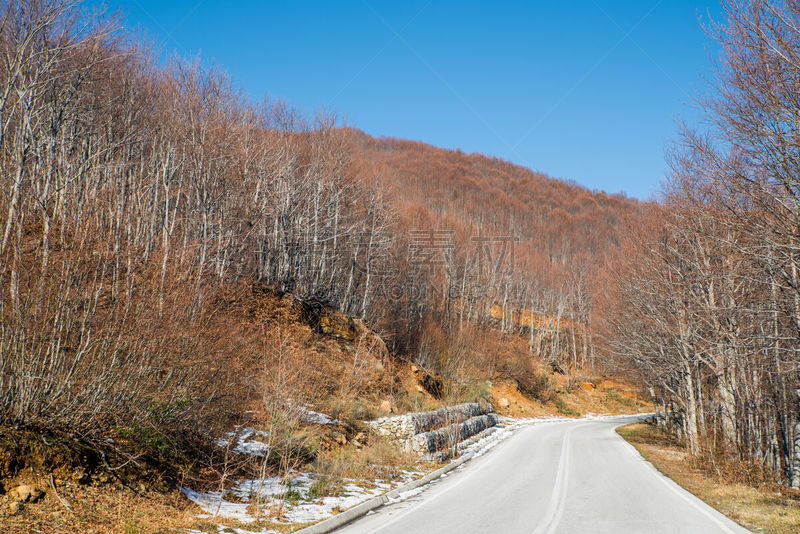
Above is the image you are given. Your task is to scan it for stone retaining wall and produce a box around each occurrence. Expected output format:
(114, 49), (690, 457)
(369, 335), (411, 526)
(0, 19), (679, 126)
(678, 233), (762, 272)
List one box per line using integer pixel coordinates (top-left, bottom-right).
(407, 413), (499, 455)
(366, 402), (490, 440)
(366, 402), (498, 459)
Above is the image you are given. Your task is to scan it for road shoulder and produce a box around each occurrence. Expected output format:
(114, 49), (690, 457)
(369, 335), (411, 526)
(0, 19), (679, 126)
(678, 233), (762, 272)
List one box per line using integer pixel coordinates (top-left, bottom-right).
(617, 422), (800, 534)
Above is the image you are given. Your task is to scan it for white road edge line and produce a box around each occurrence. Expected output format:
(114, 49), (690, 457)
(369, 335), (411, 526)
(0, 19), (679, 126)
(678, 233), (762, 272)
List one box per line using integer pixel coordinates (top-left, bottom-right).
(615, 427), (742, 534)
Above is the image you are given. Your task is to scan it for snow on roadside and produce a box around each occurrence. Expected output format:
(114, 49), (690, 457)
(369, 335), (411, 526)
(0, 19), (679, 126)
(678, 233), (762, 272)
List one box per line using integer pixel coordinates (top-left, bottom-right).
(299, 407), (341, 425)
(185, 524), (278, 534)
(186, 412), (650, 530)
(186, 527), (277, 534)
(180, 487), (254, 523)
(277, 481), (388, 524)
(181, 470), (420, 527)
(215, 427), (271, 457)
(212, 406), (340, 458)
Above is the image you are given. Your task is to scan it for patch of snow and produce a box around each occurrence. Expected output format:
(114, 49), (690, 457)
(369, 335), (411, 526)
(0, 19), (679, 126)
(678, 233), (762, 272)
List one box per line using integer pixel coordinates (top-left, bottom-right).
(231, 472), (331, 502)
(386, 485), (425, 504)
(232, 476), (291, 501)
(282, 482), (387, 523)
(187, 527), (278, 534)
(299, 407), (340, 425)
(180, 487), (254, 523)
(182, 471), (410, 526)
(215, 427), (271, 457)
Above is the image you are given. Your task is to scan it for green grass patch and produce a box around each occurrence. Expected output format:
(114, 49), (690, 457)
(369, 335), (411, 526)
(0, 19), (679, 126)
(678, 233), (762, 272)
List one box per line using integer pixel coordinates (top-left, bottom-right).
(553, 396), (580, 417)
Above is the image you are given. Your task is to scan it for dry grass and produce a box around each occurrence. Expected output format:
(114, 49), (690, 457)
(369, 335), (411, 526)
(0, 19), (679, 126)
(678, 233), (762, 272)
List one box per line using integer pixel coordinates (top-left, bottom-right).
(617, 422), (800, 534)
(0, 439), (421, 534)
(0, 483), (202, 534)
(565, 378), (651, 415)
(0, 480), (314, 534)
(311, 438), (422, 483)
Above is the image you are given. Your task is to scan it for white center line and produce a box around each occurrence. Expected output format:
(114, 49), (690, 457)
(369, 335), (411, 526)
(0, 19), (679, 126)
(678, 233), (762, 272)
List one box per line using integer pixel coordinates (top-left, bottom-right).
(532, 423), (589, 534)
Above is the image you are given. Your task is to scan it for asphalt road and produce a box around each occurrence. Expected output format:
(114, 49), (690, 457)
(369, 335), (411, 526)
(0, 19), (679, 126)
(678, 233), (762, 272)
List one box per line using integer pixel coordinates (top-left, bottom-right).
(337, 416), (751, 534)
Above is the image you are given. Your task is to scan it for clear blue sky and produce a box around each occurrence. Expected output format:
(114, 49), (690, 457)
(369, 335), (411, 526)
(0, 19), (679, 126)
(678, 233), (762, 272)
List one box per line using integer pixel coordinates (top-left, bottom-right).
(104, 0), (725, 200)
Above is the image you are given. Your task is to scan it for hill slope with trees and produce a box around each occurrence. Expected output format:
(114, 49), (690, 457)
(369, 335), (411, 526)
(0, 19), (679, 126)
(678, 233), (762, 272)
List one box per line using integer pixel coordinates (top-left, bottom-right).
(0, 1), (649, 530)
(0, 0), (643, 448)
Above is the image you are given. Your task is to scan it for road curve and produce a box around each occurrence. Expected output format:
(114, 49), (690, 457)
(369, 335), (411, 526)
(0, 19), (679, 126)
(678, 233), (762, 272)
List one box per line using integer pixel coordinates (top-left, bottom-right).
(337, 416), (750, 534)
